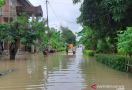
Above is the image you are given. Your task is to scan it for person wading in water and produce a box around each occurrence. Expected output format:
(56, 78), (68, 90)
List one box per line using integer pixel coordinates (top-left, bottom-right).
(66, 45), (69, 55)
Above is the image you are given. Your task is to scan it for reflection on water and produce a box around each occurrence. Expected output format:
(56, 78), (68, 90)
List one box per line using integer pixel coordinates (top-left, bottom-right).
(0, 48), (132, 90)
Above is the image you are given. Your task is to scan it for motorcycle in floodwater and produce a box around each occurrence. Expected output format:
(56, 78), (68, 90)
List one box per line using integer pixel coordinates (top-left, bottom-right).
(66, 44), (76, 55)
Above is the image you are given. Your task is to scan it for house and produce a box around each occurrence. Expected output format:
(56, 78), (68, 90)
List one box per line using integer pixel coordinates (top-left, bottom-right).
(0, 0), (43, 53)
(0, 0), (43, 23)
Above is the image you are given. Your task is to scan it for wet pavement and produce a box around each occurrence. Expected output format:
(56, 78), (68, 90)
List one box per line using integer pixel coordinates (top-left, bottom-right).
(0, 48), (132, 90)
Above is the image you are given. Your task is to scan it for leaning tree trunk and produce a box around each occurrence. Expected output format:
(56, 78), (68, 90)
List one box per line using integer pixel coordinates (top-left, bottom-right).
(9, 39), (19, 60)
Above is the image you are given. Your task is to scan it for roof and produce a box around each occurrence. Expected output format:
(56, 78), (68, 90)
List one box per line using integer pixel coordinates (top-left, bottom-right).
(16, 0), (43, 16)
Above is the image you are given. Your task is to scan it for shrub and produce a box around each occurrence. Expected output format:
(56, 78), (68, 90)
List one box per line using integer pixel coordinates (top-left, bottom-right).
(96, 54), (129, 72)
(83, 49), (95, 56)
(117, 27), (132, 57)
(56, 47), (65, 52)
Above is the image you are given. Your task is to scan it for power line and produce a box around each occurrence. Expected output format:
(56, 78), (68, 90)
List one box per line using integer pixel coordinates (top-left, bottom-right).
(48, 2), (78, 25)
(48, 3), (62, 25)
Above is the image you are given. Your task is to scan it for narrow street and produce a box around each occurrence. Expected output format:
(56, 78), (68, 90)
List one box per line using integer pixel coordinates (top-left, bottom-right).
(0, 48), (132, 90)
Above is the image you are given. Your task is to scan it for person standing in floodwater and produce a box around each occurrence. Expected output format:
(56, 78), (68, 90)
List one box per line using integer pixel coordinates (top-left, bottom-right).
(66, 45), (68, 54)
(72, 46), (76, 54)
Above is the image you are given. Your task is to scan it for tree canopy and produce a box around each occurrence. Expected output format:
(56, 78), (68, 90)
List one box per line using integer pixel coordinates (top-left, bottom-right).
(117, 27), (132, 57)
(0, 0), (5, 7)
(61, 26), (76, 45)
(73, 0), (132, 53)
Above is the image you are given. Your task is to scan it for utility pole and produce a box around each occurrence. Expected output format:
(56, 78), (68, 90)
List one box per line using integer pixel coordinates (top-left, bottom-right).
(45, 0), (50, 54)
(46, 0), (50, 44)
(8, 0), (11, 23)
(46, 0), (49, 28)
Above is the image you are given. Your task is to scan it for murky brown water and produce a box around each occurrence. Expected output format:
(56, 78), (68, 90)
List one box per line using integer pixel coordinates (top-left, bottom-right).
(0, 48), (132, 90)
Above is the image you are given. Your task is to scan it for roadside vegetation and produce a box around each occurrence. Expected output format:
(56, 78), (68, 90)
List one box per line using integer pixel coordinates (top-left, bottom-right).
(0, 13), (76, 60)
(96, 54), (131, 72)
(83, 50), (95, 57)
(73, 0), (132, 72)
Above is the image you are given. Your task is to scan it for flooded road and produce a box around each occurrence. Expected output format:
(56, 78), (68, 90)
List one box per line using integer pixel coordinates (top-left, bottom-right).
(0, 48), (132, 90)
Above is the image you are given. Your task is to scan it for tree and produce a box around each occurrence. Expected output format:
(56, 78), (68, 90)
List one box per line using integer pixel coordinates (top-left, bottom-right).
(8, 14), (29, 60)
(73, 0), (132, 53)
(21, 17), (47, 52)
(0, 0), (6, 54)
(0, 0), (5, 7)
(61, 26), (76, 45)
(0, 24), (9, 54)
(5, 13), (47, 59)
(49, 28), (61, 49)
(117, 27), (132, 57)
(78, 26), (97, 50)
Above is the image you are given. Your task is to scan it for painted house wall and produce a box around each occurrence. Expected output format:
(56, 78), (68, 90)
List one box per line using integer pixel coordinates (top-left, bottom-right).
(0, 0), (17, 23)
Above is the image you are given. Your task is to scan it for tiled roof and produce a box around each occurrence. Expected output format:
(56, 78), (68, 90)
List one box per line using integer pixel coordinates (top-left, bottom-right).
(17, 0), (43, 16)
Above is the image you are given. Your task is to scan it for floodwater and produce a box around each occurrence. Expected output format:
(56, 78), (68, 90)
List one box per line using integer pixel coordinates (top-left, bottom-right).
(0, 48), (132, 90)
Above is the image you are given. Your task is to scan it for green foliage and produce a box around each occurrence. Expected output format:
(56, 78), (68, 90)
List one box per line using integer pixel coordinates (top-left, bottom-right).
(73, 0), (132, 53)
(39, 27), (65, 51)
(4, 14), (29, 43)
(61, 26), (76, 45)
(0, 0), (5, 7)
(101, 0), (128, 22)
(117, 27), (132, 57)
(78, 26), (97, 50)
(83, 49), (95, 56)
(0, 23), (9, 41)
(96, 54), (128, 72)
(96, 38), (111, 53)
(21, 18), (47, 47)
(74, 0), (132, 28)
(49, 28), (64, 49)
(0, 14), (73, 54)
(0, 14), (47, 52)
(30, 18), (46, 39)
(56, 47), (65, 52)
(40, 34), (48, 49)
(0, 13), (66, 53)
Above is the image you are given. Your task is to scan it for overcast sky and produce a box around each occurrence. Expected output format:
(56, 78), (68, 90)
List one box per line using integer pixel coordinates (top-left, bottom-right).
(28, 0), (82, 33)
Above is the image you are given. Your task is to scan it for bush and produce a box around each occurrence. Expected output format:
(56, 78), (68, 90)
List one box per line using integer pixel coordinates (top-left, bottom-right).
(56, 47), (65, 52)
(117, 27), (132, 57)
(83, 49), (95, 56)
(96, 54), (129, 72)
(96, 38), (111, 53)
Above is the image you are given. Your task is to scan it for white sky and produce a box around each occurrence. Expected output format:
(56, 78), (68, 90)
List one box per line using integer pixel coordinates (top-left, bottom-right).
(28, 0), (82, 33)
